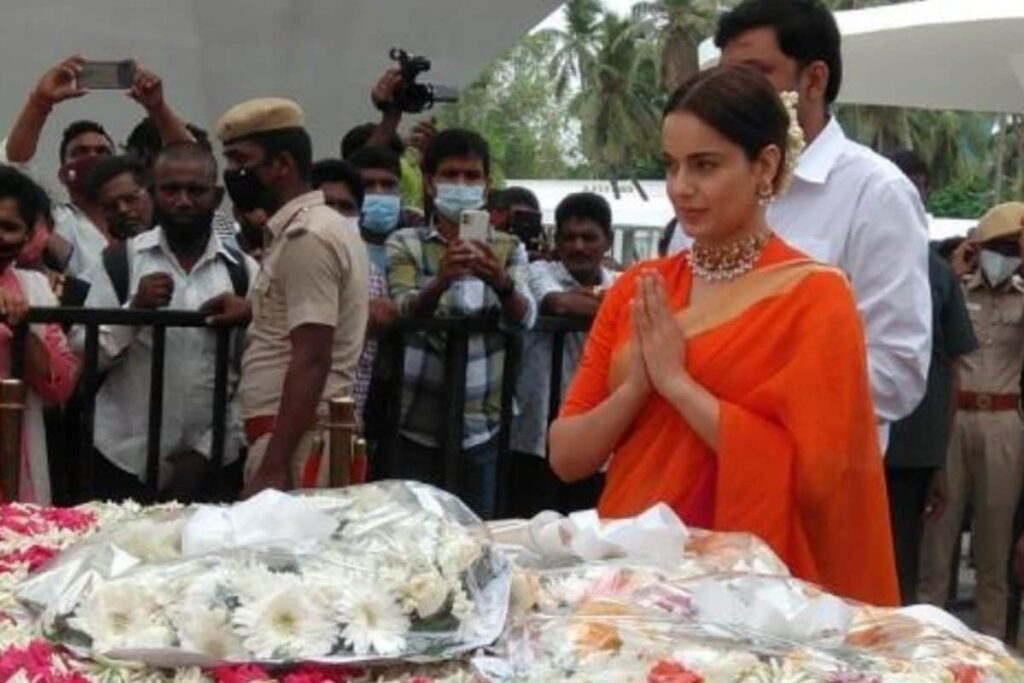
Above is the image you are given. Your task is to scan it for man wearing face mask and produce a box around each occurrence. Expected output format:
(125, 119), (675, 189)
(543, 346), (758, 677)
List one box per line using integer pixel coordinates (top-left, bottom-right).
(203, 98), (369, 498)
(918, 203), (1024, 638)
(386, 128), (535, 518)
(348, 145), (408, 272)
(79, 142), (255, 502)
(2, 56), (192, 279)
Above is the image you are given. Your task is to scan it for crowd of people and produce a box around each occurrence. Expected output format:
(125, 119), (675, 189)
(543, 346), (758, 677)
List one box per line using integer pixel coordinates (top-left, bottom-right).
(1, 0), (1024, 637)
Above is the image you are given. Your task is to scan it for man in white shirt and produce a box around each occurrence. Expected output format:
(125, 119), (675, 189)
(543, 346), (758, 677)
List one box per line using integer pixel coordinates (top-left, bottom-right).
(3, 56), (192, 278)
(510, 192), (619, 517)
(80, 142), (256, 502)
(701, 0), (932, 441)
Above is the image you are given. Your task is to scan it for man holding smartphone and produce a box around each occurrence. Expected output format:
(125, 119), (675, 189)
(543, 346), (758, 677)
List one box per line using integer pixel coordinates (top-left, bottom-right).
(2, 56), (192, 279)
(386, 128), (535, 518)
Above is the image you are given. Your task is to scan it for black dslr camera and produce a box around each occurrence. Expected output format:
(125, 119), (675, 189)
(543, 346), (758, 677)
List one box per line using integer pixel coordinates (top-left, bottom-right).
(388, 48), (458, 114)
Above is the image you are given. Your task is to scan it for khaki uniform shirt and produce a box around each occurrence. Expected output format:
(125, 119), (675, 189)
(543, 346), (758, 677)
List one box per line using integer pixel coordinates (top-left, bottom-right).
(960, 272), (1024, 395)
(240, 191), (369, 420)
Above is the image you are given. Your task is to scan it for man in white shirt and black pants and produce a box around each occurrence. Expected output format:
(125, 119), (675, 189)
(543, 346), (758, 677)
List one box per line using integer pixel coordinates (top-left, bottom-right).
(673, 0), (932, 445)
(80, 142), (256, 502)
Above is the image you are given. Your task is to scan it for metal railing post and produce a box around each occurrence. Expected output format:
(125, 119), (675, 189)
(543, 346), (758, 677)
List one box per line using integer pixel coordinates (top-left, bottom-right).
(209, 327), (231, 496)
(0, 379), (25, 501)
(144, 326), (167, 498)
(496, 332), (521, 517)
(79, 325), (100, 500)
(440, 326), (469, 492)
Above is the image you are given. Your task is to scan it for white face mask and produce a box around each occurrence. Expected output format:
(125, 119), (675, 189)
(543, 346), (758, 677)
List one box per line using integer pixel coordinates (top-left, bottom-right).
(979, 249), (1022, 288)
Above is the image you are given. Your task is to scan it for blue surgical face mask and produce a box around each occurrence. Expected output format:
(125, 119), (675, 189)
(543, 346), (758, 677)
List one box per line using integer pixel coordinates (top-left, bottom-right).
(434, 183), (485, 221)
(361, 194), (401, 235)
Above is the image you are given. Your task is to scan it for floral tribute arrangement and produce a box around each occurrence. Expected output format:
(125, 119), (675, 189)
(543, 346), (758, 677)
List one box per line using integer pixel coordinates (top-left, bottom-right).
(3, 491), (1024, 683)
(17, 483), (510, 666)
(485, 521), (1024, 683)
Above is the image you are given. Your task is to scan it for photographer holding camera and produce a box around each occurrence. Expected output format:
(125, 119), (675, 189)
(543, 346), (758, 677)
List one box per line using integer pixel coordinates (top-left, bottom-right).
(354, 50), (456, 160)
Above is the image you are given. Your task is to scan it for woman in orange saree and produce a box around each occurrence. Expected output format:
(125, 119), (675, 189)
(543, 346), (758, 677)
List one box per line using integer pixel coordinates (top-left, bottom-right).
(549, 65), (898, 607)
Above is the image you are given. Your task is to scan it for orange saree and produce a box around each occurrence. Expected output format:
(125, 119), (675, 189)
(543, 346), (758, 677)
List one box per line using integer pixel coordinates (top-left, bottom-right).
(560, 235), (899, 606)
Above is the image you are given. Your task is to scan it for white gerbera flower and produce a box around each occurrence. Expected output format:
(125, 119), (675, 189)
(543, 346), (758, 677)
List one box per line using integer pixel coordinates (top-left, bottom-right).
(337, 587), (410, 656)
(177, 607), (246, 659)
(70, 581), (173, 652)
(232, 585), (337, 659)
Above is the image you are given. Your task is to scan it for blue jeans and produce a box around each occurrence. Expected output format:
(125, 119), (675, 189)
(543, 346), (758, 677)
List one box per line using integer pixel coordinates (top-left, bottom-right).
(398, 436), (498, 519)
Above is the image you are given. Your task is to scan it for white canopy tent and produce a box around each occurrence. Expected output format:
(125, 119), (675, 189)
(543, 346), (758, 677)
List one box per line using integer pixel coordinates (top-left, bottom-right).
(0, 0), (561, 187)
(699, 0), (1024, 113)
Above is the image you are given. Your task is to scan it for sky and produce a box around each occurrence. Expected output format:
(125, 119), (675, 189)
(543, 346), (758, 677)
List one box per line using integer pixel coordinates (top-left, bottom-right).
(535, 0), (643, 32)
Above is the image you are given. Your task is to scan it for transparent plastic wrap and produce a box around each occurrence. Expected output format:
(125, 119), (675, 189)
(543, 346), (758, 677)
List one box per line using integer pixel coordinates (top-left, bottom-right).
(483, 507), (1024, 682)
(488, 561), (1024, 682)
(16, 482), (511, 667)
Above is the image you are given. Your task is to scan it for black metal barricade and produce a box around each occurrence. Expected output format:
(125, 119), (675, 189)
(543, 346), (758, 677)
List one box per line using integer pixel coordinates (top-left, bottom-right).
(9, 307), (239, 502)
(6, 308), (591, 512)
(375, 314), (593, 517)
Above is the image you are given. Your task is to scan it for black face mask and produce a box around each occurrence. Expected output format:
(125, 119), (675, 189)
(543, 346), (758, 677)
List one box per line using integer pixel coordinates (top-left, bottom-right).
(224, 166), (272, 212)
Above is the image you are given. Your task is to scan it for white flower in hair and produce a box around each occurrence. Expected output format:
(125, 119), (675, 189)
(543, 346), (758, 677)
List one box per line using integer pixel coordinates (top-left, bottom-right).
(777, 90), (806, 196)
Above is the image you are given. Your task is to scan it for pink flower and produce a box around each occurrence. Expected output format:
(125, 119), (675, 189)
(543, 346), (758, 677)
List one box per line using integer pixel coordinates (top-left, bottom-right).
(0, 640), (92, 683)
(282, 665), (364, 683)
(212, 665), (273, 683)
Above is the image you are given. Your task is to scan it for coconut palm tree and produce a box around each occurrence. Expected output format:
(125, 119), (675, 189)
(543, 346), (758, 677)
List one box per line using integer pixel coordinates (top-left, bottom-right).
(632, 0), (720, 94)
(573, 12), (661, 196)
(542, 0), (603, 99)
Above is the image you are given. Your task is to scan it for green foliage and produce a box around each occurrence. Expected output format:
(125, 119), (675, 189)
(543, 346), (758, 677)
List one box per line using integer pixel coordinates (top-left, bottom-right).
(430, 0), (1017, 214)
(436, 33), (574, 183)
(927, 173), (993, 219)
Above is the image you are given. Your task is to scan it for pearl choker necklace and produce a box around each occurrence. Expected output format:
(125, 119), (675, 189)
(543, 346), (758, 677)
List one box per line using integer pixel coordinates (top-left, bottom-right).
(689, 230), (771, 282)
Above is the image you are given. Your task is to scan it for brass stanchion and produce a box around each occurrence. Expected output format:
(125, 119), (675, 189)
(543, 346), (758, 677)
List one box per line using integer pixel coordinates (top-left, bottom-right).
(0, 379), (25, 502)
(352, 437), (368, 484)
(328, 397), (356, 487)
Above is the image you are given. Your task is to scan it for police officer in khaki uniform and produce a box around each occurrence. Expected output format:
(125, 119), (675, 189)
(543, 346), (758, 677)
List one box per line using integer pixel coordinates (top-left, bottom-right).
(919, 202), (1024, 638)
(202, 98), (369, 496)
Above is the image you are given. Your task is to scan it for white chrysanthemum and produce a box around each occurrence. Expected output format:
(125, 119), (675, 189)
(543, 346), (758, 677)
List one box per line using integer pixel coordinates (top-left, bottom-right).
(438, 535), (482, 578)
(404, 571), (450, 619)
(338, 587), (411, 656)
(177, 607), (246, 660)
(232, 585), (337, 659)
(70, 581), (173, 652)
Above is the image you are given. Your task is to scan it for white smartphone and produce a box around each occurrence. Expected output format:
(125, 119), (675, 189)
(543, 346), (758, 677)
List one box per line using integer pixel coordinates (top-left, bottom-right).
(459, 210), (491, 242)
(78, 60), (135, 90)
